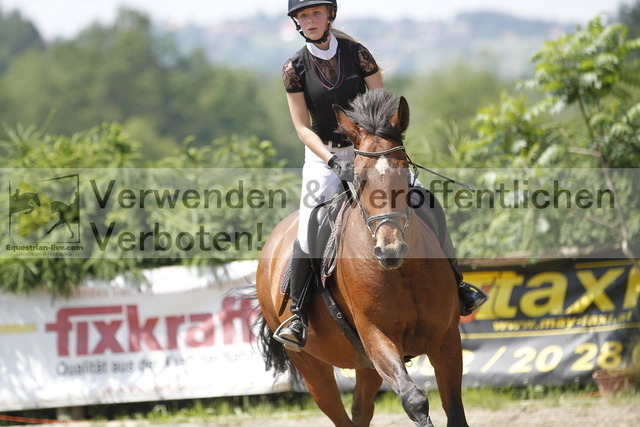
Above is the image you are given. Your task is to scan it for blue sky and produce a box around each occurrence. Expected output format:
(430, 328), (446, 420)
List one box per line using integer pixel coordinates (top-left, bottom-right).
(1, 0), (627, 40)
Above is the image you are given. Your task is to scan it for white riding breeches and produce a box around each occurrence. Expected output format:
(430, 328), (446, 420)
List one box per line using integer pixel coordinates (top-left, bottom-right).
(298, 142), (354, 254)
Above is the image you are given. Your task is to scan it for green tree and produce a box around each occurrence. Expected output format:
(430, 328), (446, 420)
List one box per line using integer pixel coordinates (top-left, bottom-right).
(0, 122), (143, 294)
(0, 8), (45, 124)
(450, 17), (640, 260)
(0, 8), (278, 160)
(402, 61), (506, 167)
(161, 49), (269, 150)
(618, 0), (640, 40)
(0, 8), (44, 72)
(0, 119), (295, 294)
(1, 9), (172, 143)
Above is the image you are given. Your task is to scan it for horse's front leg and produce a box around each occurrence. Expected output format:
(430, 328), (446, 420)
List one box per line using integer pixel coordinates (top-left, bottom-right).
(352, 368), (382, 426)
(365, 332), (433, 427)
(429, 327), (468, 427)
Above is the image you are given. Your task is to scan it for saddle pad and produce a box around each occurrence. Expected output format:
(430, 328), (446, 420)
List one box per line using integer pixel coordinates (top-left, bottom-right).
(280, 257), (292, 295)
(279, 255), (324, 297)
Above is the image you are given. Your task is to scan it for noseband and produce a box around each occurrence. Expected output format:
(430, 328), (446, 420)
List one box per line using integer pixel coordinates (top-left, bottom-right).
(349, 144), (410, 240)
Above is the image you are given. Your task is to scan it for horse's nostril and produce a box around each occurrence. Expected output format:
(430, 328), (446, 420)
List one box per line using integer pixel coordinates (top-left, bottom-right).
(374, 246), (384, 260)
(398, 243), (408, 258)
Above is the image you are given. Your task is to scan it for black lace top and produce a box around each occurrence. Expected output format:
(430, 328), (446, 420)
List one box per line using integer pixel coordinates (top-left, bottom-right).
(282, 38), (379, 141)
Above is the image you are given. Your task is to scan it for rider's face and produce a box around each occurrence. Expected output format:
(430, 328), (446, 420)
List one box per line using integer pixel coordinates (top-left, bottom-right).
(295, 6), (330, 41)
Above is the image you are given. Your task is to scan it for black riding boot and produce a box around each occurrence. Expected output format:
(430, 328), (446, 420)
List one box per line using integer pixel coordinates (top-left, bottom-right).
(410, 186), (488, 316)
(450, 258), (489, 316)
(273, 240), (312, 351)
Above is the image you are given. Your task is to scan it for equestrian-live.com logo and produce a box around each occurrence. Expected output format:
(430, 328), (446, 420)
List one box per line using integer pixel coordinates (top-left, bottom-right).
(8, 173), (82, 251)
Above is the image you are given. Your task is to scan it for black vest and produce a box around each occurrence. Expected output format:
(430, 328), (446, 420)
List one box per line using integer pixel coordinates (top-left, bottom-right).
(297, 39), (368, 141)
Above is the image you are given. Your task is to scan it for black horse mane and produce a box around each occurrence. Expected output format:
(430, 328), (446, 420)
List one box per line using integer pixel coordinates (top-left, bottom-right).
(344, 88), (405, 144)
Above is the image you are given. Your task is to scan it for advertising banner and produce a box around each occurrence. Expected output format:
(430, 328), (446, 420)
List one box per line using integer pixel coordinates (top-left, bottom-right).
(457, 259), (639, 386)
(0, 261), (290, 412)
(337, 258), (639, 389)
(2, 258), (638, 411)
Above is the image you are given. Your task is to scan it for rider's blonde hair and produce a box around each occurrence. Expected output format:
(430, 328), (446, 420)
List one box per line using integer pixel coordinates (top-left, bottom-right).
(330, 28), (357, 43)
(330, 29), (384, 73)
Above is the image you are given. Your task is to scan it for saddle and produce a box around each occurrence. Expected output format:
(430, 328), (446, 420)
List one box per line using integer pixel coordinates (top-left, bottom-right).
(279, 191), (349, 297)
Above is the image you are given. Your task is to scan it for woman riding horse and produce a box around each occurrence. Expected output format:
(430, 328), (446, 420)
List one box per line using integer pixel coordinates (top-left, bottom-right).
(257, 88), (469, 426)
(275, 0), (487, 351)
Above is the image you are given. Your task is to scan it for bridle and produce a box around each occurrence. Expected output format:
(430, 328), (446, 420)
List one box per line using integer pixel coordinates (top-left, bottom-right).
(343, 118), (477, 247)
(349, 143), (410, 240)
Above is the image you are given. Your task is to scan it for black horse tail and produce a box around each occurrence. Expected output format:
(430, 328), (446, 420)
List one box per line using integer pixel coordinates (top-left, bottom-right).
(255, 311), (300, 382)
(234, 284), (299, 382)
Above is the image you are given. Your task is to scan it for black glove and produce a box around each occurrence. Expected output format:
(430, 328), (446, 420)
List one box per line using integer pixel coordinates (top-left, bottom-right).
(328, 155), (355, 182)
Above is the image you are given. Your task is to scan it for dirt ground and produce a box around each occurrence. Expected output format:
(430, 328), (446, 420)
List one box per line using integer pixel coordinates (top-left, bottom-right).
(205, 402), (640, 427)
(40, 399), (640, 427)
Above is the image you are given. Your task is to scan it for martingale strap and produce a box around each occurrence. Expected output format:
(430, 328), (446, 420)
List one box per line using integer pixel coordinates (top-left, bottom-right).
(320, 288), (372, 368)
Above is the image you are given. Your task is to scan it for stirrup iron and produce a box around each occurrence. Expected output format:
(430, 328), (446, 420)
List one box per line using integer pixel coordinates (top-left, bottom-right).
(273, 315), (307, 352)
(459, 282), (489, 316)
(465, 282), (489, 299)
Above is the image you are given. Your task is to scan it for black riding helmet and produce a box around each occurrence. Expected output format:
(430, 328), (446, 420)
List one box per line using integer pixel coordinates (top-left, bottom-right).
(287, 0), (337, 18)
(287, 0), (337, 44)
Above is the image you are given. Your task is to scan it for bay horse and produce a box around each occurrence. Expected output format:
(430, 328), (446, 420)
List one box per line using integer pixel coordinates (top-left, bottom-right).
(256, 89), (467, 427)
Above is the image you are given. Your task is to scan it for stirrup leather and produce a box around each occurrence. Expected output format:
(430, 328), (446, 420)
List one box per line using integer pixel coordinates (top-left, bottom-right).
(273, 315), (308, 352)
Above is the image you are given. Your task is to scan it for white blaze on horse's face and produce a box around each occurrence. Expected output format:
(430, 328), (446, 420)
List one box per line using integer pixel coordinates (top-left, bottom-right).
(374, 155), (391, 176)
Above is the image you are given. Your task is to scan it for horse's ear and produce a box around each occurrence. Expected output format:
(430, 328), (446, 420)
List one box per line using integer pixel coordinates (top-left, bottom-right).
(390, 96), (410, 133)
(333, 104), (360, 143)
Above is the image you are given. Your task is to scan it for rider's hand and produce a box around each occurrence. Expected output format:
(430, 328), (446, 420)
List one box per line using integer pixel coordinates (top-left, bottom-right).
(328, 155), (355, 182)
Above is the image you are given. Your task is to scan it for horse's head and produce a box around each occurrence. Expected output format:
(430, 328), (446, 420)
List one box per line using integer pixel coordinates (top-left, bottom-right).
(334, 89), (411, 270)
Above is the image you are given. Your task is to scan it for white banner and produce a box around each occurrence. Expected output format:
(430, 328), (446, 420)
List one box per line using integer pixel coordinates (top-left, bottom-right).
(0, 261), (290, 411)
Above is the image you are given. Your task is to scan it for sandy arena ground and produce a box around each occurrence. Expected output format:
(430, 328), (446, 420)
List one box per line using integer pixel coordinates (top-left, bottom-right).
(39, 399), (640, 427)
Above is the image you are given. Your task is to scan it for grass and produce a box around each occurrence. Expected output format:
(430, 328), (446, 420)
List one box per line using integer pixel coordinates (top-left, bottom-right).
(110, 385), (638, 423)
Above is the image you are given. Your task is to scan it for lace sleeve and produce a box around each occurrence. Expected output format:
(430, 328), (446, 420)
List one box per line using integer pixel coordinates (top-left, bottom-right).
(282, 59), (304, 93)
(356, 44), (379, 77)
